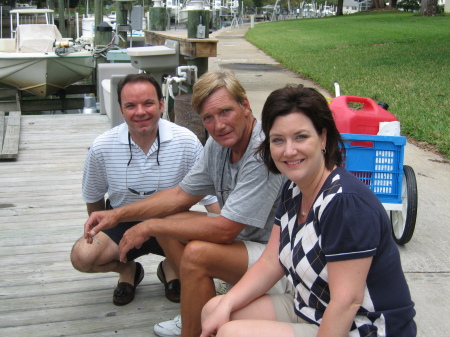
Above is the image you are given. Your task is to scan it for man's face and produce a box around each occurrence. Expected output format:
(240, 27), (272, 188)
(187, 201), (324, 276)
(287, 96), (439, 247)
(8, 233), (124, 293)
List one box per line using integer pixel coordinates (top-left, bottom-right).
(198, 87), (251, 150)
(120, 81), (163, 138)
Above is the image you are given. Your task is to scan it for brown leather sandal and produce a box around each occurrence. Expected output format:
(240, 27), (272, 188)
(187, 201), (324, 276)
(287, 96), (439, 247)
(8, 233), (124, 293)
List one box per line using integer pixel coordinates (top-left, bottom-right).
(157, 261), (181, 303)
(113, 262), (144, 306)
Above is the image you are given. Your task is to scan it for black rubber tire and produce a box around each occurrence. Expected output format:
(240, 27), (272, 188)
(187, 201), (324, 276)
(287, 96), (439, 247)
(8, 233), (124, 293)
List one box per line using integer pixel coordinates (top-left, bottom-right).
(391, 165), (418, 245)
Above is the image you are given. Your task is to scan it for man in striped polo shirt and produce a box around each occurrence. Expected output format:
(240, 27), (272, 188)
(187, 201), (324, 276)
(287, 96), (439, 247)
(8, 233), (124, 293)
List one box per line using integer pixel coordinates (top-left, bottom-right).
(83, 71), (289, 337)
(70, 74), (219, 307)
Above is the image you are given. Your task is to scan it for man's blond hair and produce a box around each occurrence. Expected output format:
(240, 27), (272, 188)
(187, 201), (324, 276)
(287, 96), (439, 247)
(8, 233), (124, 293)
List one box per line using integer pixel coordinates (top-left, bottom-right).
(191, 70), (248, 113)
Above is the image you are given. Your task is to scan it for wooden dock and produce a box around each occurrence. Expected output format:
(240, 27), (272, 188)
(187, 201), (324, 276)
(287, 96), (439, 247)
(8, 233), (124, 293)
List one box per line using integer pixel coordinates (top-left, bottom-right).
(0, 111), (21, 159)
(0, 114), (179, 336)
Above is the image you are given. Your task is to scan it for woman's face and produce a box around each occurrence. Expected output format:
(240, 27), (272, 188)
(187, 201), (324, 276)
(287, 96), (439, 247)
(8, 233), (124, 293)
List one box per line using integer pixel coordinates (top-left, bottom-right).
(269, 111), (327, 185)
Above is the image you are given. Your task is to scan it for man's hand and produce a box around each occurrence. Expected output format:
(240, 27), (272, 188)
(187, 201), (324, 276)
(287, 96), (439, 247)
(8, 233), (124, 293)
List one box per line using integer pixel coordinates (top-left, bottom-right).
(118, 222), (151, 263)
(84, 210), (119, 243)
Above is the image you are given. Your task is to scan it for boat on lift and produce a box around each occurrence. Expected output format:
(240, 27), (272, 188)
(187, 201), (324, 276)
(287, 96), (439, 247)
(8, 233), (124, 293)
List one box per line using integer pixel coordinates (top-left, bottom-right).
(166, 0), (182, 19)
(177, 0), (234, 25)
(0, 8), (95, 97)
(178, 0), (211, 25)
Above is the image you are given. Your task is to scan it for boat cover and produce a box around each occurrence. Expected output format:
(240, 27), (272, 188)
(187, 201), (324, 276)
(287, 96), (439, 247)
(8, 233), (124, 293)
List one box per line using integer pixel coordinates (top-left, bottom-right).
(16, 24), (62, 53)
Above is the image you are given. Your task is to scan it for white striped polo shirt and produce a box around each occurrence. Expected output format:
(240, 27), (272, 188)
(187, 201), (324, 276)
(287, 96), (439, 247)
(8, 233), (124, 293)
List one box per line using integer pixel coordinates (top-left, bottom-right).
(82, 118), (217, 208)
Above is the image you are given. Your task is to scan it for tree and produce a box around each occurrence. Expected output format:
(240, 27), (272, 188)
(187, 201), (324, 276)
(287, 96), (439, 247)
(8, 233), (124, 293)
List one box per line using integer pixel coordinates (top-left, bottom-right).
(253, 0), (264, 7)
(336, 0), (343, 15)
(390, 0), (398, 8)
(371, 0), (386, 9)
(421, 0), (439, 15)
(397, 0), (420, 11)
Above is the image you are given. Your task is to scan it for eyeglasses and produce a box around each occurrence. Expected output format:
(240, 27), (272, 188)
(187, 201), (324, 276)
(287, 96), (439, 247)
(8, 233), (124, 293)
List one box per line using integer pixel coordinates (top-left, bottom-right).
(126, 131), (160, 196)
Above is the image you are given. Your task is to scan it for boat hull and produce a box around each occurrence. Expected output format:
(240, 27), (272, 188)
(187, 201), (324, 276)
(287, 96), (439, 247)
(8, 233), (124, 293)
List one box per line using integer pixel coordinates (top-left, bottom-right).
(0, 50), (95, 97)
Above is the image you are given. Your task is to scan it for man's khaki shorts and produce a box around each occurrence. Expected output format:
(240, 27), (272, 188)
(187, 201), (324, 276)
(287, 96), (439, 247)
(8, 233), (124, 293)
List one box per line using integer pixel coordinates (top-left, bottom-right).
(226, 240), (294, 295)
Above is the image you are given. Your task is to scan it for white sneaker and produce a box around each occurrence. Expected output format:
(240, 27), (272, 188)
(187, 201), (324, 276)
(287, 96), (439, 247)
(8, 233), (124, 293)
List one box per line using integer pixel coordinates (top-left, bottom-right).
(214, 278), (228, 295)
(154, 315), (182, 337)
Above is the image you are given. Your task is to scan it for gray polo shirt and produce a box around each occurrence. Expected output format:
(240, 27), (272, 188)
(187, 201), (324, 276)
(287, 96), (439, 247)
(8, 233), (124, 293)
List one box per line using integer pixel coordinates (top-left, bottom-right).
(179, 121), (284, 244)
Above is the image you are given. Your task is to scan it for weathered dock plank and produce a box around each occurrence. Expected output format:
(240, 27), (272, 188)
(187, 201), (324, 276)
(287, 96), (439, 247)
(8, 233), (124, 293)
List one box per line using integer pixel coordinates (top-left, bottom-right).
(0, 111), (4, 151)
(1, 110), (21, 159)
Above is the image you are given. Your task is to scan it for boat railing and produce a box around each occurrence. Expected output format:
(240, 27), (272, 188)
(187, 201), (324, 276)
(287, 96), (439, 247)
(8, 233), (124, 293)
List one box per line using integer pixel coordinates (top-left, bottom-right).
(181, 0), (211, 10)
(9, 9), (55, 38)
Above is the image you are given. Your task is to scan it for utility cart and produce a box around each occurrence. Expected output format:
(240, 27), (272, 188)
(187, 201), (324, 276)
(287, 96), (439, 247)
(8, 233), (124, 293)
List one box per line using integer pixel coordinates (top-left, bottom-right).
(330, 93), (418, 245)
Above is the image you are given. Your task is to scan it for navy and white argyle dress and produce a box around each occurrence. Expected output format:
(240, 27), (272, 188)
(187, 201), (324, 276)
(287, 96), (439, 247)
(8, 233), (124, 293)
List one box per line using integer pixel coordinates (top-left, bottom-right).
(274, 166), (416, 337)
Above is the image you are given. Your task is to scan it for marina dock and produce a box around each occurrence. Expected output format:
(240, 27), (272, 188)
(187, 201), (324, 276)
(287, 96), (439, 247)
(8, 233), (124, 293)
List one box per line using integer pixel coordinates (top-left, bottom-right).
(0, 114), (179, 336)
(0, 23), (449, 336)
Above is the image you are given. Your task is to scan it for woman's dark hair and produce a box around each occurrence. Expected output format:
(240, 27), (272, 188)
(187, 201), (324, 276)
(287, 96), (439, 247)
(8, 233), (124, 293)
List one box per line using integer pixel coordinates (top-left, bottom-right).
(117, 73), (163, 106)
(257, 85), (345, 174)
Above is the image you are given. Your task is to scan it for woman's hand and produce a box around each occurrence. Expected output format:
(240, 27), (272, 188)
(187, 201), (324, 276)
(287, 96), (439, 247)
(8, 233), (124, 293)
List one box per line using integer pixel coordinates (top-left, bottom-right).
(200, 297), (232, 337)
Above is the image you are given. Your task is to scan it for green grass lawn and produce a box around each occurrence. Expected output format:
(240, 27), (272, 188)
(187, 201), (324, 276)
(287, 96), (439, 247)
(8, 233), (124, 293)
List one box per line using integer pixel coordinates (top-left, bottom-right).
(246, 11), (450, 159)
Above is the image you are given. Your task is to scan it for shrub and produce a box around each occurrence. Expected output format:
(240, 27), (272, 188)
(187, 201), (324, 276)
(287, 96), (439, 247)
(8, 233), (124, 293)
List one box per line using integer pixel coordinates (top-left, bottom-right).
(397, 0), (421, 12)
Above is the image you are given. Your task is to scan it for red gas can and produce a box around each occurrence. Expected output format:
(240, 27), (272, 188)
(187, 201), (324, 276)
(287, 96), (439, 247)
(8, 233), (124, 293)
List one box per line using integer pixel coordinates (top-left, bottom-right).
(329, 95), (397, 135)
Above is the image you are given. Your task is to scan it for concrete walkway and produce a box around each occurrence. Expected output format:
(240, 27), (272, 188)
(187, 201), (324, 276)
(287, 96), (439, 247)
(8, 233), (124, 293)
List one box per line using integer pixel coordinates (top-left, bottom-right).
(208, 24), (333, 118)
(209, 23), (450, 336)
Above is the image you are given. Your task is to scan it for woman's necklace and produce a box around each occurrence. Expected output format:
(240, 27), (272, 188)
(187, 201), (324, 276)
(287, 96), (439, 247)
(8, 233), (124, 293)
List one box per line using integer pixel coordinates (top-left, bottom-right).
(300, 168), (326, 217)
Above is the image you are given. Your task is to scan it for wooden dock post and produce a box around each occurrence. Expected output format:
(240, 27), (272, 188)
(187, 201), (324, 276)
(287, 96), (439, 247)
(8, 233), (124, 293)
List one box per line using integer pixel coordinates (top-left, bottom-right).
(149, 6), (167, 31)
(57, 0), (67, 37)
(0, 111), (21, 159)
(186, 10), (210, 81)
(187, 10), (210, 39)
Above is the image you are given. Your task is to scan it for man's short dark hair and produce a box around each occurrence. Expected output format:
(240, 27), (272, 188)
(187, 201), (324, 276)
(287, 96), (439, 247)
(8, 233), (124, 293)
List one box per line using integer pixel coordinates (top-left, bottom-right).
(117, 73), (163, 106)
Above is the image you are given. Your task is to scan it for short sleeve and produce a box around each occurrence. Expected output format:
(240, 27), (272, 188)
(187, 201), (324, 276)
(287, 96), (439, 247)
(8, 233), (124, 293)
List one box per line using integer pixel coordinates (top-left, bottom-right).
(179, 137), (218, 197)
(319, 193), (380, 262)
(198, 194), (218, 206)
(82, 146), (108, 203)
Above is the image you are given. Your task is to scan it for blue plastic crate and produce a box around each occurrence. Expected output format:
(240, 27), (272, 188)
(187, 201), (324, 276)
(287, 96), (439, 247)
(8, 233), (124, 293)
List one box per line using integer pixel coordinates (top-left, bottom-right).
(341, 133), (406, 204)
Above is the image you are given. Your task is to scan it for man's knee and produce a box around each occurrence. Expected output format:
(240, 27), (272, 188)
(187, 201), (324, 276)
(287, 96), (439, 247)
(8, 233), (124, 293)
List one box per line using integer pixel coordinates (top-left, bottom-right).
(70, 238), (90, 272)
(70, 236), (107, 273)
(180, 240), (248, 282)
(179, 241), (219, 280)
(181, 240), (213, 268)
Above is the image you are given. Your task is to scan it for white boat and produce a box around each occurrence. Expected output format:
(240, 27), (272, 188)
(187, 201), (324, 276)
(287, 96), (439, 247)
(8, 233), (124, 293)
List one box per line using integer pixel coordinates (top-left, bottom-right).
(0, 9), (95, 97)
(178, 0), (211, 25)
(81, 14), (116, 38)
(13, 2), (37, 10)
(301, 3), (319, 17)
(322, 5), (336, 16)
(166, 0), (182, 19)
(176, 0), (235, 25)
(213, 0), (233, 17)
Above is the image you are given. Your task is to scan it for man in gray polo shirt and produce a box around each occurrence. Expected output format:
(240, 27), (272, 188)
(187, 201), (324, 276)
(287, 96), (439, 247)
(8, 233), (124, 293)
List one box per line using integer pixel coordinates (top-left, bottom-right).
(83, 71), (287, 337)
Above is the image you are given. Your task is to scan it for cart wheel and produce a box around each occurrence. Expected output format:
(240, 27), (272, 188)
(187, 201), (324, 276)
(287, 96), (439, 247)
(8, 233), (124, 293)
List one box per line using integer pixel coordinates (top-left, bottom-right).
(391, 165), (418, 245)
